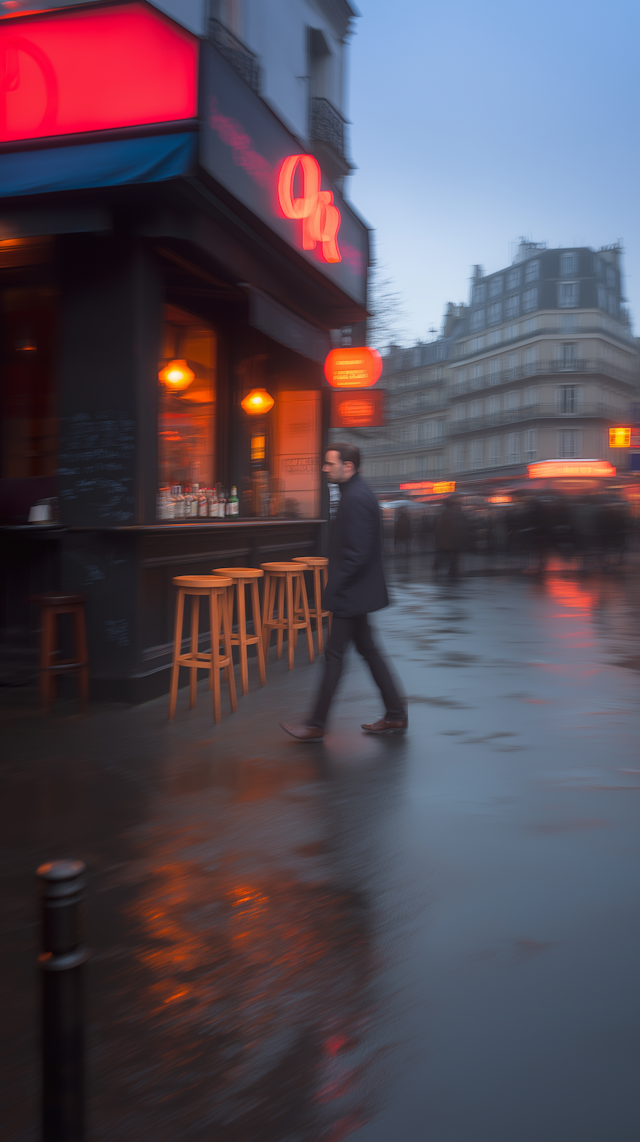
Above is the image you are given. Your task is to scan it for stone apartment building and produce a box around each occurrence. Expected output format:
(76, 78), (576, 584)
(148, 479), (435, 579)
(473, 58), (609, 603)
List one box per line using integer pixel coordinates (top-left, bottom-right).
(336, 241), (638, 495)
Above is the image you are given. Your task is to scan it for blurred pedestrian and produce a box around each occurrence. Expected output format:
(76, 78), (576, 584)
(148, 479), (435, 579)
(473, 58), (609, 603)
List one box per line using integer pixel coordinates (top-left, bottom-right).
(434, 496), (465, 578)
(394, 506), (412, 554)
(280, 443), (406, 742)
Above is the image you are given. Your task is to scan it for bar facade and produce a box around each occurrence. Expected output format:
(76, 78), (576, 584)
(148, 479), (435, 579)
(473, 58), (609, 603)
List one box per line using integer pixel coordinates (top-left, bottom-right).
(0, 1), (370, 701)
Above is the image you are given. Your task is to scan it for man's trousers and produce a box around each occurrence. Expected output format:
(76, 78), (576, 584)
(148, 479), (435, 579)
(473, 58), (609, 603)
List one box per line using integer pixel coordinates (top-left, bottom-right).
(309, 613), (404, 728)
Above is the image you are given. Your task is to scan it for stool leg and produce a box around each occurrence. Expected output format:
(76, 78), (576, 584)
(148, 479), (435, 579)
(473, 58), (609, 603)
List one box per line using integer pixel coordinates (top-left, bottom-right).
(237, 580), (249, 696)
(74, 605), (90, 708)
(40, 607), (55, 709)
(189, 594), (199, 708)
(262, 574), (274, 662)
(286, 573), (295, 670)
(323, 567), (332, 634)
(221, 591), (237, 713)
(169, 588), (185, 719)
(209, 591), (222, 723)
(313, 567), (323, 654)
(251, 579), (267, 686)
(300, 576), (315, 664)
(276, 577), (285, 660)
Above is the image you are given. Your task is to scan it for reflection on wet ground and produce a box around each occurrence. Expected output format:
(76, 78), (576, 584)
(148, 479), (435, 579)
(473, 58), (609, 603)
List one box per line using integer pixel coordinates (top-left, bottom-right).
(2, 561), (640, 1141)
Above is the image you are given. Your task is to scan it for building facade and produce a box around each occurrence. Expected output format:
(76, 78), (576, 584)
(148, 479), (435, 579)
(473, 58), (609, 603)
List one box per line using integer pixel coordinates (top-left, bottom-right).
(339, 242), (638, 496)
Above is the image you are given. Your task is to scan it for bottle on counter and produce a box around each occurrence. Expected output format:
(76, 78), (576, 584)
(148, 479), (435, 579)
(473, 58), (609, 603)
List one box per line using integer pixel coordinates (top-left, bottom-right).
(172, 486), (185, 519)
(198, 488), (209, 517)
(217, 486), (226, 518)
(208, 486), (219, 518)
(227, 486), (239, 516)
(157, 487), (172, 520)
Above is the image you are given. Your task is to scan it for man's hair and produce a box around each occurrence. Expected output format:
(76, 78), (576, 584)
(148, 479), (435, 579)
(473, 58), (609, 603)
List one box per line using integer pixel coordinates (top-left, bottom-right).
(329, 442), (361, 470)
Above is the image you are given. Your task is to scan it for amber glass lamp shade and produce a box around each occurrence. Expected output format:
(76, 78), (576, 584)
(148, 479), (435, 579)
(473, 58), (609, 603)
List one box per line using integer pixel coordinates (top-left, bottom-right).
(158, 359), (195, 391)
(241, 388), (275, 415)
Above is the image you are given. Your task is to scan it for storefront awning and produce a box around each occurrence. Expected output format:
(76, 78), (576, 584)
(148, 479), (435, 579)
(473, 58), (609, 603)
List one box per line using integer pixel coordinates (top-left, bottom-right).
(244, 287), (330, 363)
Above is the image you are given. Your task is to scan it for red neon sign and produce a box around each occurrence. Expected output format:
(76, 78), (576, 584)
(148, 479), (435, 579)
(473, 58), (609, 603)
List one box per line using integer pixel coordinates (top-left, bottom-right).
(277, 154), (341, 263)
(324, 347), (382, 388)
(528, 460), (616, 478)
(0, 3), (197, 144)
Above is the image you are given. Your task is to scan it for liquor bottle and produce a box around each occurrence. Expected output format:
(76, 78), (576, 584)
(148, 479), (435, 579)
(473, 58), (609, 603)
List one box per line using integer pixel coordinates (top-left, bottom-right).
(208, 487), (219, 517)
(217, 487), (226, 518)
(227, 486), (239, 516)
(198, 488), (208, 517)
(173, 486), (185, 519)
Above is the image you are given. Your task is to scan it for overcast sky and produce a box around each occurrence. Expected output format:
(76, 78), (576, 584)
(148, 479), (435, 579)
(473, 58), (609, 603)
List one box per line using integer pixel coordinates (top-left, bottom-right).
(347, 0), (640, 344)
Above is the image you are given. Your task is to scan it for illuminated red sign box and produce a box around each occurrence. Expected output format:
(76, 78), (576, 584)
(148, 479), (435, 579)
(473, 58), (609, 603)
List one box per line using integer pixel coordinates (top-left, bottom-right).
(0, 2), (197, 144)
(528, 460), (616, 479)
(399, 481), (456, 495)
(324, 347), (382, 389)
(331, 389), (384, 428)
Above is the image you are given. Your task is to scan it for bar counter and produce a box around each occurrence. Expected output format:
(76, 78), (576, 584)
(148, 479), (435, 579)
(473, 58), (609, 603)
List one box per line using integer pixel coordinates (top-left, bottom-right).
(2, 518), (326, 704)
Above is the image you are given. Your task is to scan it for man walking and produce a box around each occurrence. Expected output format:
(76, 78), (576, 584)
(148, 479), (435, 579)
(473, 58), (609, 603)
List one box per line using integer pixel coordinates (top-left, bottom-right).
(281, 443), (407, 742)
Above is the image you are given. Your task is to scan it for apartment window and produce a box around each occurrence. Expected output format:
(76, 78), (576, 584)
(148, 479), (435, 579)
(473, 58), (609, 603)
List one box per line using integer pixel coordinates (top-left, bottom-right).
(453, 443), (465, 472)
(489, 277), (503, 297)
(488, 395), (500, 416)
(488, 358), (501, 384)
(558, 282), (579, 308)
(522, 287), (538, 313)
(608, 293), (618, 317)
(557, 385), (580, 413)
(506, 353), (518, 372)
(398, 459), (408, 476)
(606, 266), (615, 289)
(470, 399), (482, 418)
(434, 453), (444, 476)
(524, 429), (536, 462)
(506, 391), (519, 411)
(471, 439), (483, 470)
(558, 429), (580, 458)
(457, 368), (467, 392)
(471, 363), (483, 388)
(560, 343), (577, 368)
(454, 403), (466, 421)
(470, 308), (485, 332)
(524, 260), (539, 283)
(472, 283), (486, 304)
(435, 419), (444, 440)
(507, 433), (520, 464)
(488, 301), (502, 325)
(560, 252), (578, 277)
(489, 436), (501, 466)
(523, 317), (537, 334)
(524, 345), (537, 368)
(597, 285), (607, 311)
(524, 387), (538, 406)
(505, 295), (520, 320)
(506, 268), (521, 291)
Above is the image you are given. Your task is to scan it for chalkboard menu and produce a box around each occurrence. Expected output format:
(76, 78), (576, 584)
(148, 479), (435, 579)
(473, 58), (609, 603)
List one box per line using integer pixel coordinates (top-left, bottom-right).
(58, 411), (136, 524)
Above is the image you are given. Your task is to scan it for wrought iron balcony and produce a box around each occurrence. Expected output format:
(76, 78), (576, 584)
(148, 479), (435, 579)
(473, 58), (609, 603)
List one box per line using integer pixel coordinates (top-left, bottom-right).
(309, 97), (348, 161)
(452, 357), (636, 397)
(447, 402), (628, 437)
(209, 18), (261, 93)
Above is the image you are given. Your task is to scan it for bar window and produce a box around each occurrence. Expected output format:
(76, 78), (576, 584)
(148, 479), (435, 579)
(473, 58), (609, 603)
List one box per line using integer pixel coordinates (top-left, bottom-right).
(158, 305), (216, 514)
(0, 287), (58, 480)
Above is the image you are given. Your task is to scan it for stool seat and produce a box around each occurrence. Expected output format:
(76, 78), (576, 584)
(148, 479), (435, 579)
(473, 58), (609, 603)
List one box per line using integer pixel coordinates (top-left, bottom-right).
(30, 593), (86, 606)
(260, 562), (315, 670)
(31, 593), (89, 708)
(291, 557), (331, 652)
(211, 568), (266, 694)
(261, 562), (303, 571)
(292, 557), (328, 567)
(169, 576), (236, 722)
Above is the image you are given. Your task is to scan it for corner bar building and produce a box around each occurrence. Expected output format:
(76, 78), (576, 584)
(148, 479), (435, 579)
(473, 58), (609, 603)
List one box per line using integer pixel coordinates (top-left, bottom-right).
(0, 0), (369, 701)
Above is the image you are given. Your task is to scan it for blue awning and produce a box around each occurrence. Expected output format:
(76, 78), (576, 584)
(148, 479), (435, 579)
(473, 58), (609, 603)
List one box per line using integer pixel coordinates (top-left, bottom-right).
(0, 132), (197, 198)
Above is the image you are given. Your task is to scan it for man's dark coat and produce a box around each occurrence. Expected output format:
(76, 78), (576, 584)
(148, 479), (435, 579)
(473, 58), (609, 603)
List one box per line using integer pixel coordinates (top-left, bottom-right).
(322, 472), (389, 618)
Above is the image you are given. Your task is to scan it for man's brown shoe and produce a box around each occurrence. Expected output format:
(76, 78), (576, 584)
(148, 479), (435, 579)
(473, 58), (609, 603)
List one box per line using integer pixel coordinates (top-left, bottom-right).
(361, 716), (408, 735)
(280, 722), (324, 742)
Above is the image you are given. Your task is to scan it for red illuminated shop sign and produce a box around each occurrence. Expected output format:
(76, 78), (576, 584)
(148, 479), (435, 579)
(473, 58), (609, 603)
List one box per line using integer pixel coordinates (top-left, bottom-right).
(277, 154), (341, 263)
(399, 481), (456, 495)
(0, 3), (197, 144)
(330, 388), (384, 428)
(324, 347), (383, 389)
(528, 460), (616, 479)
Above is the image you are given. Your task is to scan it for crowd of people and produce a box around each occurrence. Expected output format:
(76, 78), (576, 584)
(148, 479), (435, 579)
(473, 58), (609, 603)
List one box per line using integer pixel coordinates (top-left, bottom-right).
(388, 492), (636, 575)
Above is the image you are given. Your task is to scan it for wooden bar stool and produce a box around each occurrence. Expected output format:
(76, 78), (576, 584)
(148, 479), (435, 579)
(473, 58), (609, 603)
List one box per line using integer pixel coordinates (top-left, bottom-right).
(292, 556), (331, 653)
(168, 576), (236, 723)
(260, 562), (315, 670)
(211, 568), (266, 695)
(30, 593), (89, 709)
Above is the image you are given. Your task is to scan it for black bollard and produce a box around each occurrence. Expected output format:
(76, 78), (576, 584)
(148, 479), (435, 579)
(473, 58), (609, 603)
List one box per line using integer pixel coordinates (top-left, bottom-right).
(37, 860), (88, 1142)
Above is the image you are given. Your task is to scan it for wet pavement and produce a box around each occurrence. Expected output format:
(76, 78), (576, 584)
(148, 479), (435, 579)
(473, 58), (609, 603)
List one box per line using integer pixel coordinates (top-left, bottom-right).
(2, 561), (640, 1142)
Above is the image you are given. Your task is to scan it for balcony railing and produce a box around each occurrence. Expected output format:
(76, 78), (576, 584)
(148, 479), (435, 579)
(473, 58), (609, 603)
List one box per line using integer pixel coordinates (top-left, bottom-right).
(447, 402), (628, 437)
(309, 97), (348, 161)
(209, 18), (261, 92)
(452, 357), (635, 396)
